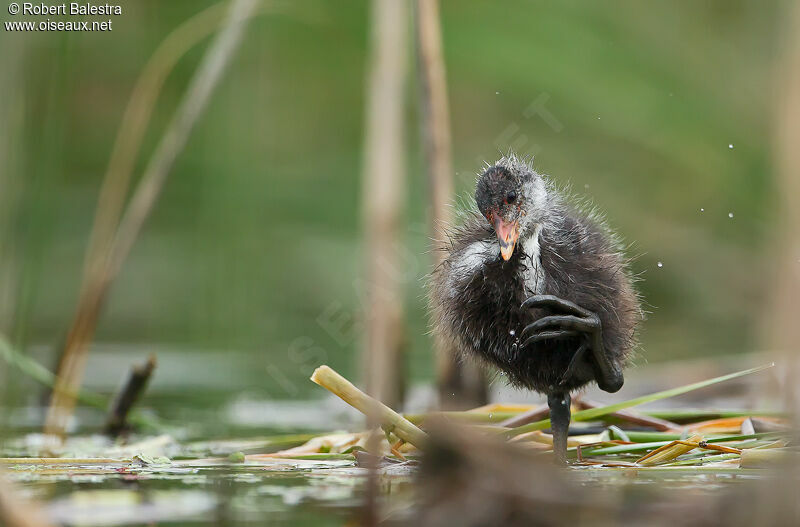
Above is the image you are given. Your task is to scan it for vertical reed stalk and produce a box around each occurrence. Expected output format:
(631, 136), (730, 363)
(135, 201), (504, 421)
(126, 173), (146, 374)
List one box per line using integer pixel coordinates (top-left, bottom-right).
(414, 0), (486, 409)
(764, 0), (800, 425)
(361, 0), (409, 411)
(361, 1), (410, 523)
(751, 5), (800, 523)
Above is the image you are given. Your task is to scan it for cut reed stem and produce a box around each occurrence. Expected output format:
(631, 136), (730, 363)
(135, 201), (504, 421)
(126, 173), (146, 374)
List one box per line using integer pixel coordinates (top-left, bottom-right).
(310, 365), (427, 448)
(105, 354), (157, 436)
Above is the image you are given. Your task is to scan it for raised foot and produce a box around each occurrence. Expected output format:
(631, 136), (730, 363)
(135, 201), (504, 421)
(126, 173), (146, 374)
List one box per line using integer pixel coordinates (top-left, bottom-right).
(520, 294), (624, 394)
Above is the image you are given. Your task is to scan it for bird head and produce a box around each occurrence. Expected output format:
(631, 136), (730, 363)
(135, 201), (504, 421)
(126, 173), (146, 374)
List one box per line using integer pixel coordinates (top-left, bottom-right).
(475, 156), (547, 261)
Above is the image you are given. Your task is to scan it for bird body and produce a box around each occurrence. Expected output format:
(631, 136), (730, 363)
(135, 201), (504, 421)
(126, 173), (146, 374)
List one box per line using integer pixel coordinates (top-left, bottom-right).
(430, 155), (642, 461)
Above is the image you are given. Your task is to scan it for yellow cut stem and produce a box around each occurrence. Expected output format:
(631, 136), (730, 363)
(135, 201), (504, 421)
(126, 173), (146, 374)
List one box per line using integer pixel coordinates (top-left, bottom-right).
(636, 434), (704, 466)
(310, 365), (427, 448)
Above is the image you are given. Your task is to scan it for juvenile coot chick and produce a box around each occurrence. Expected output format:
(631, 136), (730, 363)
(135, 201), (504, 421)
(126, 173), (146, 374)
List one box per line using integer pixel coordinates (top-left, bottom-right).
(430, 154), (642, 463)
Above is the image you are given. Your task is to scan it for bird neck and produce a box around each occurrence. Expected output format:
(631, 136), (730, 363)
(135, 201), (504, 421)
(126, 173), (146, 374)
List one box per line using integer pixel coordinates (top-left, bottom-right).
(519, 223), (543, 258)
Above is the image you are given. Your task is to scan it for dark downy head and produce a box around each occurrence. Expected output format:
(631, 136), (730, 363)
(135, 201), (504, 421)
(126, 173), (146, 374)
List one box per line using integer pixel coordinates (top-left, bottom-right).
(475, 156), (548, 260)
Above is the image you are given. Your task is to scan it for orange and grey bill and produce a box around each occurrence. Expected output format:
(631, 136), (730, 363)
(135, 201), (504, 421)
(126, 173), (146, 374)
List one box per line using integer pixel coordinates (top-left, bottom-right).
(493, 218), (519, 261)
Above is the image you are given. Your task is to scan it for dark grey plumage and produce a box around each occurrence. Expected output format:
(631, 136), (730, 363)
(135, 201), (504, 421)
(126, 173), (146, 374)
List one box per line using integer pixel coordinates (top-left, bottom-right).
(430, 155), (642, 395)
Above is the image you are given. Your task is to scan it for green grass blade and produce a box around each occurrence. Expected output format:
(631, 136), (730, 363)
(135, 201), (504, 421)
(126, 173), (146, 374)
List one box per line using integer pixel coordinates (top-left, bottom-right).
(701, 431), (781, 443)
(0, 332), (160, 430)
(0, 333), (107, 408)
(578, 433), (781, 457)
(504, 363), (774, 438)
(641, 409), (785, 421)
(580, 441), (673, 456)
(607, 430), (682, 442)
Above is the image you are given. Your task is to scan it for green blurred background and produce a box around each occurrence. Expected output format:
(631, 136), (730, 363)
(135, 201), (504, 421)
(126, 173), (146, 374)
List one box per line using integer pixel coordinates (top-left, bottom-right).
(0, 0), (789, 414)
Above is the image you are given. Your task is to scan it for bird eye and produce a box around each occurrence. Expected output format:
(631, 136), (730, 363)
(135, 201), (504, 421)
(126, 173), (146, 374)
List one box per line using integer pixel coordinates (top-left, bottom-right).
(506, 190), (517, 204)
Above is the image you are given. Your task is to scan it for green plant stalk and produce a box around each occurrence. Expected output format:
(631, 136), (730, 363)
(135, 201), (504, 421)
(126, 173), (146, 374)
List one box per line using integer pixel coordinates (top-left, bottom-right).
(581, 440), (674, 456)
(642, 409), (785, 421)
(407, 409), (783, 428)
(606, 425), (630, 442)
(0, 333), (161, 430)
(702, 431), (782, 443)
(580, 431), (781, 457)
(607, 430), (683, 442)
(605, 430), (783, 443)
(504, 363), (774, 438)
(0, 334), (106, 408)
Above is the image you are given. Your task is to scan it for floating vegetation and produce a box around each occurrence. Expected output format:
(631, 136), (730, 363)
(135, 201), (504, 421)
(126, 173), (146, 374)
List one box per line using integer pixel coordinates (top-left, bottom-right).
(303, 363), (788, 471)
(0, 361), (792, 525)
(1, 363), (786, 473)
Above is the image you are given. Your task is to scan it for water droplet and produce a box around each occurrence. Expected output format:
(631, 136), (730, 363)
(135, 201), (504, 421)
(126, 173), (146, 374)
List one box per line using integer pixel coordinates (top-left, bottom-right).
(509, 329), (516, 336)
(728, 212), (734, 218)
(657, 261), (663, 268)
(728, 144), (734, 149)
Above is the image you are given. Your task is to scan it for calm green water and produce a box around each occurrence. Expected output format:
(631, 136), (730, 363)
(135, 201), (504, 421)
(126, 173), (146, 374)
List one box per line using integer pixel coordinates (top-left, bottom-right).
(0, 346), (786, 524)
(7, 458), (387, 526)
(1, 437), (771, 526)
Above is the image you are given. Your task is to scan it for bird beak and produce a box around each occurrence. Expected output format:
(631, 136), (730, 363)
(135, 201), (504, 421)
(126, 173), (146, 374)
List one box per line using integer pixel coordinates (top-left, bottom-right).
(493, 217), (519, 261)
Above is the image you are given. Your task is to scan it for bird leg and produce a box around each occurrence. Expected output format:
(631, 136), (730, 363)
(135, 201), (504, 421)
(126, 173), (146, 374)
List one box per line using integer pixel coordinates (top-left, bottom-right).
(520, 295), (624, 394)
(547, 391), (571, 465)
(560, 342), (588, 386)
